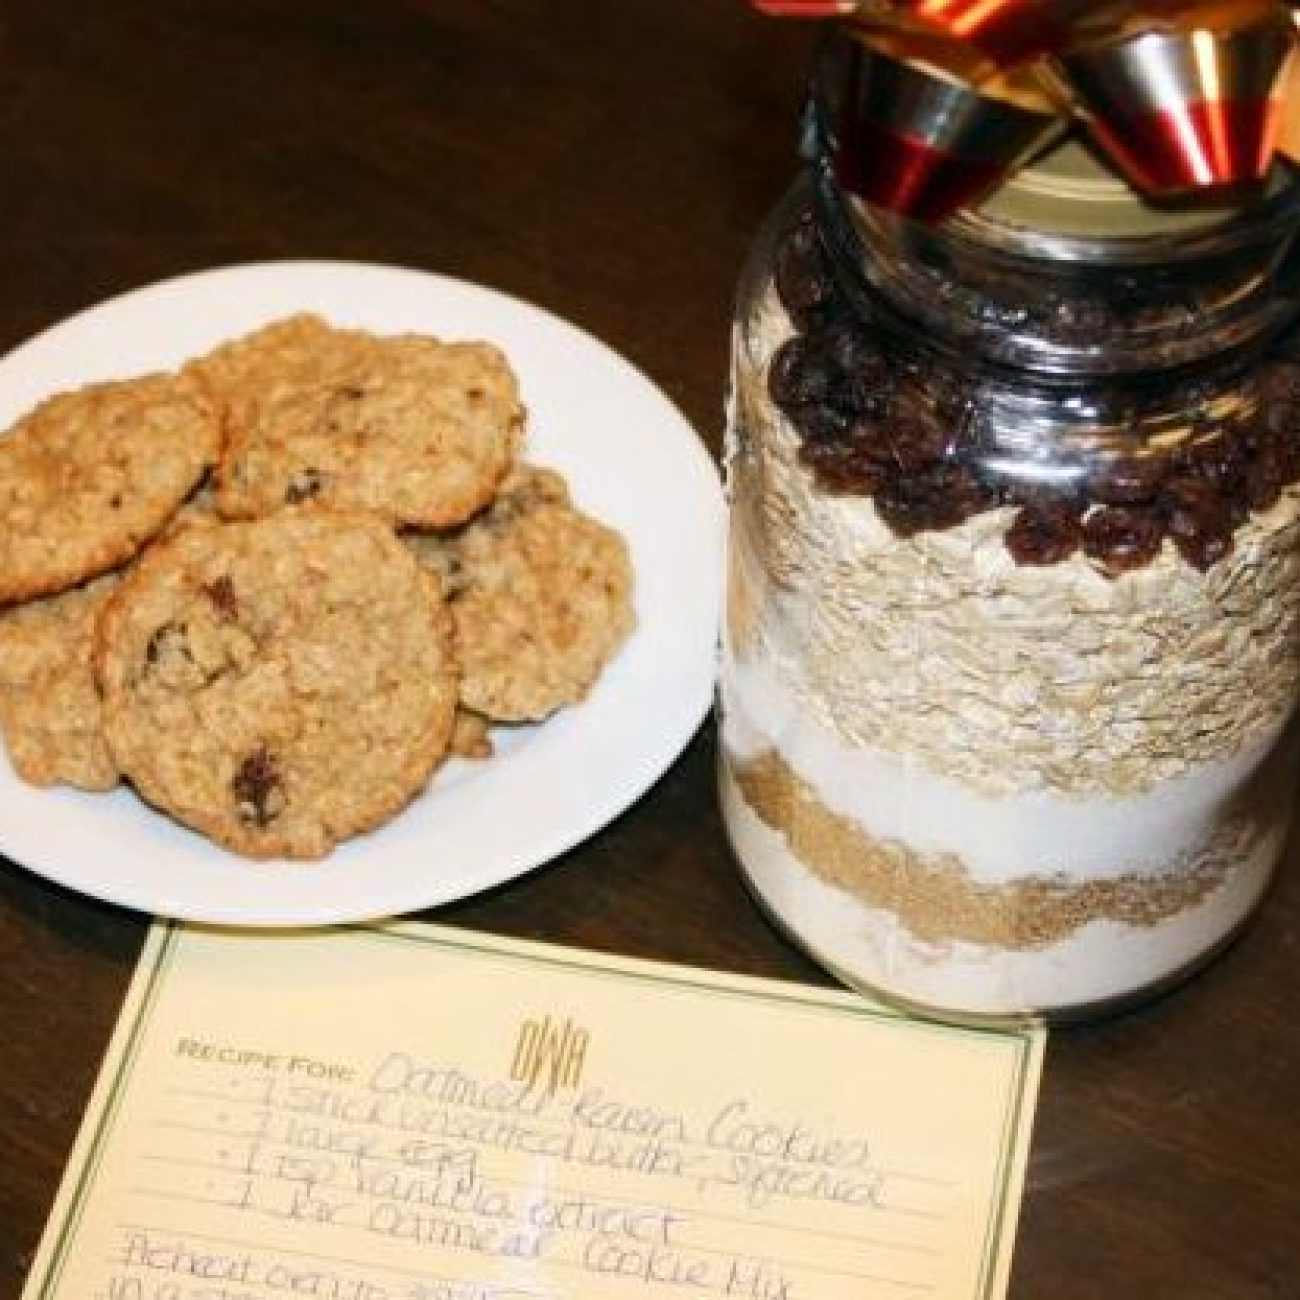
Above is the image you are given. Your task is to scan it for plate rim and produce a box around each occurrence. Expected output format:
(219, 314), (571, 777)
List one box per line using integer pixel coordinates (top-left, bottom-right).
(0, 259), (724, 926)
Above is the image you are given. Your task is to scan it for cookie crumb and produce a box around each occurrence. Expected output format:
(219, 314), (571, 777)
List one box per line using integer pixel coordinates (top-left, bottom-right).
(202, 576), (239, 620)
(284, 468), (325, 504)
(145, 621), (189, 667)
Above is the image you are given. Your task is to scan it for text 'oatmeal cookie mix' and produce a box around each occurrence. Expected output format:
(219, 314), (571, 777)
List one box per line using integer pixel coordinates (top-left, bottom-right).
(719, 42), (1300, 1020)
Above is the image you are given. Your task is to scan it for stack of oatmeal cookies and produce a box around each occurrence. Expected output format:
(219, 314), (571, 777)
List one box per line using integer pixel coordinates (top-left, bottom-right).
(0, 316), (634, 859)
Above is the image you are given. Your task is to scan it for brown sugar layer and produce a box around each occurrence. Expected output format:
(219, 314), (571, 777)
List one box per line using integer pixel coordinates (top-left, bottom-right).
(732, 748), (1264, 952)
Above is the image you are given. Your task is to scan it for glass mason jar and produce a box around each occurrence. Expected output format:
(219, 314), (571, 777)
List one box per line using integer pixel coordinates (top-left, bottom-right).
(719, 72), (1300, 1021)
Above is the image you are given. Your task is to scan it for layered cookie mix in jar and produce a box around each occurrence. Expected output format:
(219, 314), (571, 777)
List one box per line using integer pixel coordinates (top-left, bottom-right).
(719, 128), (1300, 1021)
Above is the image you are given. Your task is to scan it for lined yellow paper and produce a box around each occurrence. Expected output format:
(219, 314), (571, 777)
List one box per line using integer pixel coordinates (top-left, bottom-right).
(24, 922), (1044, 1300)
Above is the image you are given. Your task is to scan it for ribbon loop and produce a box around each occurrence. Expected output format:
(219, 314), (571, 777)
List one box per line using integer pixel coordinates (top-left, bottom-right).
(753, 0), (1300, 221)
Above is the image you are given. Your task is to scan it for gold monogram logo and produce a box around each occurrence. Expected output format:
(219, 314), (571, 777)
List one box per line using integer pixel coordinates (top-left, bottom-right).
(509, 1016), (589, 1096)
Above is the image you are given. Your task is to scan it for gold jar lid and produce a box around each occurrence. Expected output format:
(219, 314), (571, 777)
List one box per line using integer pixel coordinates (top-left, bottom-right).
(964, 139), (1289, 254)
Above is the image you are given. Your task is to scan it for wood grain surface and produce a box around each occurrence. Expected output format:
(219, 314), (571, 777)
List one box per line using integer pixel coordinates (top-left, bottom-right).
(0, 3), (1297, 1297)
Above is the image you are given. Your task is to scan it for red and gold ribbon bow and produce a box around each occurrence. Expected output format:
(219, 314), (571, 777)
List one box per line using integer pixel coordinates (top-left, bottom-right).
(751, 0), (1300, 220)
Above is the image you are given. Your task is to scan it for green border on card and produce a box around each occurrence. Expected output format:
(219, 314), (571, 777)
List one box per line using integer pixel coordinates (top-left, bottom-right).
(973, 1029), (1031, 1300)
(28, 921), (1039, 1300)
(35, 923), (181, 1299)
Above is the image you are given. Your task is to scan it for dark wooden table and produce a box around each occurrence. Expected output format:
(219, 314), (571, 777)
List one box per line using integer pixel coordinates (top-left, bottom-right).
(1, 2), (1298, 1296)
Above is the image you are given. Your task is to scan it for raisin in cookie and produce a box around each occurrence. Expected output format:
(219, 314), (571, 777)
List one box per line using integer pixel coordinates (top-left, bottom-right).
(95, 508), (458, 859)
(0, 574), (121, 791)
(407, 463), (635, 722)
(190, 315), (524, 528)
(0, 373), (221, 606)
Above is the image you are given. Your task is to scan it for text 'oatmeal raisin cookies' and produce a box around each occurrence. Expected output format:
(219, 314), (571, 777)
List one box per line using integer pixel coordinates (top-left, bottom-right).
(190, 314), (525, 528)
(0, 374), (221, 606)
(407, 464), (636, 722)
(95, 508), (459, 859)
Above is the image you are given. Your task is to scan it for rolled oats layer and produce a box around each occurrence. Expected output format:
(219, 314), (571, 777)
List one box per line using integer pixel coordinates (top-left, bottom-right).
(728, 292), (1300, 798)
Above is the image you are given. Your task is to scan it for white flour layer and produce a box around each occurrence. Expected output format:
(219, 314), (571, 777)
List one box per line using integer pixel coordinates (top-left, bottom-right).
(720, 760), (1278, 1018)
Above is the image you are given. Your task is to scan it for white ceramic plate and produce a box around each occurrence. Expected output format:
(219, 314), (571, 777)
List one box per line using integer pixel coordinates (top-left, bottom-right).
(0, 262), (724, 925)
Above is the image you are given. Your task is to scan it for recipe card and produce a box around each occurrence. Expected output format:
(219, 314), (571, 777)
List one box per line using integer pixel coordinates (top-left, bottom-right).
(23, 922), (1044, 1300)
